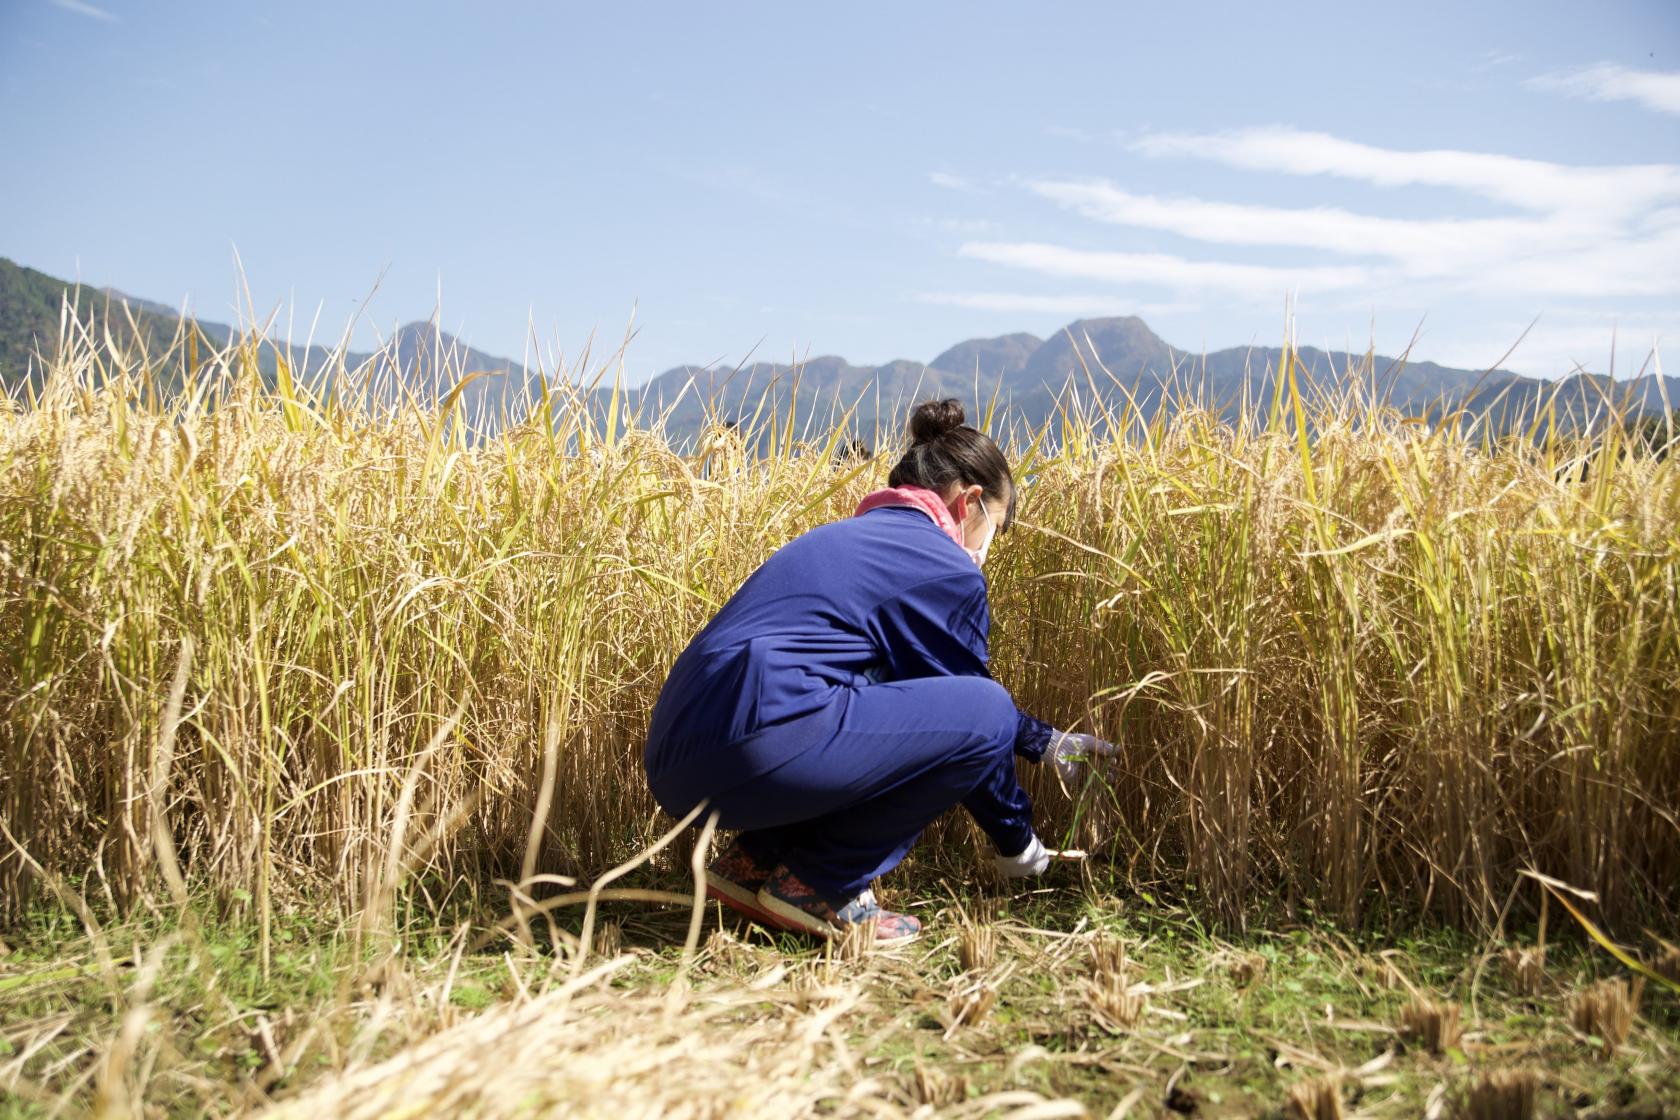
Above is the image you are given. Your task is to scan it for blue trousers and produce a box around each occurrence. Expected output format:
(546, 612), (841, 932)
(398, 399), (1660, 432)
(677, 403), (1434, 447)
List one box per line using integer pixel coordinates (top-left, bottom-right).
(651, 675), (1032, 903)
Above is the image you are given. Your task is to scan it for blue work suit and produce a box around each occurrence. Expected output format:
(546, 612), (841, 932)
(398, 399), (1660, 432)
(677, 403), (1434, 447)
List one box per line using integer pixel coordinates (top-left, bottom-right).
(643, 505), (1055, 902)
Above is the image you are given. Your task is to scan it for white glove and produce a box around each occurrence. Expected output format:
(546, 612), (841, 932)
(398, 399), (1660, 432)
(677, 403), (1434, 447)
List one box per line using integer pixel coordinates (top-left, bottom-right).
(993, 833), (1051, 878)
(1048, 730), (1116, 784)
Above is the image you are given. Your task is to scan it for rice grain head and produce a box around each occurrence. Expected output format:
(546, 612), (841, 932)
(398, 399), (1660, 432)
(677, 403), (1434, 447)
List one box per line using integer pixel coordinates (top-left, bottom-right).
(7, 319), (1680, 953)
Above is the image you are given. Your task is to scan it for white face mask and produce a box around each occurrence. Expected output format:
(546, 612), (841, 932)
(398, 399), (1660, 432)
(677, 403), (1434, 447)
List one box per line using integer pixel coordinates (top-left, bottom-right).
(965, 499), (998, 567)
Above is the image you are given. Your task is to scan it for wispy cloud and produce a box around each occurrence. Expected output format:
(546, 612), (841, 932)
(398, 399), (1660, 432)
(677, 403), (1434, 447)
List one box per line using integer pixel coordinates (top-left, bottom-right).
(1028, 179), (1564, 263)
(1428, 315), (1674, 379)
(914, 291), (1194, 317)
(1024, 178), (1680, 297)
(929, 171), (980, 193)
(1129, 126), (1680, 215)
(49, 0), (119, 22)
(1529, 64), (1680, 117)
(958, 241), (1370, 299)
(937, 124), (1678, 348)
(916, 216), (1004, 236)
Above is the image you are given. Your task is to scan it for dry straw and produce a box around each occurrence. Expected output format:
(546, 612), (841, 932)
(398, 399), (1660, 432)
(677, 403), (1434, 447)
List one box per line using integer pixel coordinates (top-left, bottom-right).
(830, 917), (875, 963)
(1569, 976), (1643, 1056)
(592, 918), (622, 960)
(1653, 941), (1680, 986)
(911, 1063), (968, 1108)
(1285, 1074), (1344, 1120)
(1499, 946), (1546, 997)
(252, 954), (1072, 1120)
(957, 921), (997, 974)
(945, 979), (997, 1031)
(1399, 996), (1463, 1056)
(1226, 950), (1267, 988)
(1458, 1068), (1538, 1120)
(1084, 936), (1144, 1031)
(3, 316), (1678, 942)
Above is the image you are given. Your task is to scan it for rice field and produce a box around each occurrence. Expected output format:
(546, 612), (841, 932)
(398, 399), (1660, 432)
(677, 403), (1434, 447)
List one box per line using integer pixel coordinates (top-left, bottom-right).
(1, 323), (1677, 1117)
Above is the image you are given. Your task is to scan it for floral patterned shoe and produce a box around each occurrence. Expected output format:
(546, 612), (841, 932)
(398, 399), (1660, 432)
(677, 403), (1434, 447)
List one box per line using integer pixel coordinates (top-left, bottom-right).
(704, 840), (779, 925)
(756, 865), (921, 945)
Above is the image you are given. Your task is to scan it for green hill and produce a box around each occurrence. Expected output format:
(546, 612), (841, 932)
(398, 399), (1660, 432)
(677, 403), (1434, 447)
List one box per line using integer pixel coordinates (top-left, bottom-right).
(0, 257), (217, 398)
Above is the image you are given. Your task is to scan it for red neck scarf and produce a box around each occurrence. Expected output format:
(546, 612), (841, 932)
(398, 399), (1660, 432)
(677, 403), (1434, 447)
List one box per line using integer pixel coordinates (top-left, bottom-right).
(853, 486), (964, 546)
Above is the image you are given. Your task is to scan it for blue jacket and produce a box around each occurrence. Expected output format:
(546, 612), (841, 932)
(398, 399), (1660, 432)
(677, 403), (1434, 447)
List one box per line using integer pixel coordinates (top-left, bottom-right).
(644, 505), (1054, 842)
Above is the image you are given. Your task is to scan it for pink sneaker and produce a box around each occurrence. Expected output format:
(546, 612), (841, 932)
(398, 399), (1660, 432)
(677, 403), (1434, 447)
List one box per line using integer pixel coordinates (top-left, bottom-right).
(756, 865), (921, 945)
(704, 840), (779, 925)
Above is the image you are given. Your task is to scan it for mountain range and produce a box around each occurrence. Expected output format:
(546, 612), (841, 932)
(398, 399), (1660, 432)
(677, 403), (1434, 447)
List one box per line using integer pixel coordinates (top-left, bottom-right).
(4, 256), (1674, 445)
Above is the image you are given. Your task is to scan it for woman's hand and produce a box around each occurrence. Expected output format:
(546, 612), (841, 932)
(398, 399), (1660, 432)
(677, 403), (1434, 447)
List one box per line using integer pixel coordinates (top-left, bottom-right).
(1048, 730), (1116, 784)
(993, 833), (1051, 878)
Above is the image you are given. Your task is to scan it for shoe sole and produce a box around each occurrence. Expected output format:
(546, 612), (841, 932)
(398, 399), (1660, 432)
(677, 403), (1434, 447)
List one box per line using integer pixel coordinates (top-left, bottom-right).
(704, 871), (779, 926)
(756, 889), (920, 946)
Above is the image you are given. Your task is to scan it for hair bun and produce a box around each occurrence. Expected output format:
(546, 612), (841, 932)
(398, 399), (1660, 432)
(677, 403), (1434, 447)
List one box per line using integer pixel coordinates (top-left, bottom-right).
(907, 398), (966, 445)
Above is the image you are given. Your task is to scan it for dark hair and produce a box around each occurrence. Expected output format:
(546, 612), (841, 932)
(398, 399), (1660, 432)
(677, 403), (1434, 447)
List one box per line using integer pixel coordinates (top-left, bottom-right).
(887, 399), (1016, 530)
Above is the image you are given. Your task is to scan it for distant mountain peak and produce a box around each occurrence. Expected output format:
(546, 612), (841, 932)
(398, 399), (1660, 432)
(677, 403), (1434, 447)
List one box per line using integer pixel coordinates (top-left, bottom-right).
(390, 320), (461, 345)
(929, 331), (1041, 380)
(1066, 313), (1149, 329)
(1022, 315), (1173, 383)
(1058, 315), (1166, 346)
(8, 256), (1675, 446)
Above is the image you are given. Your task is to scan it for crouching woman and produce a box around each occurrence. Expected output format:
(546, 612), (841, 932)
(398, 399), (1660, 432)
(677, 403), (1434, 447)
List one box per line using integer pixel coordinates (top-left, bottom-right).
(642, 399), (1112, 944)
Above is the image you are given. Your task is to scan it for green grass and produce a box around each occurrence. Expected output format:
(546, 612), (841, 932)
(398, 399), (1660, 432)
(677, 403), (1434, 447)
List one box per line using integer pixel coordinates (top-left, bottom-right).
(3, 867), (1675, 1117)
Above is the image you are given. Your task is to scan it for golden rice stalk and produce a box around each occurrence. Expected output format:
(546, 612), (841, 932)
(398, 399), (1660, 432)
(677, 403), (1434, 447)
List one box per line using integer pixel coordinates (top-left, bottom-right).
(1084, 937), (1143, 1031)
(1499, 945), (1546, 997)
(1570, 977), (1643, 1056)
(1458, 1068), (1537, 1120)
(957, 921), (997, 974)
(1228, 951), (1267, 987)
(1399, 996), (1463, 1056)
(792, 963), (846, 1012)
(831, 918), (874, 963)
(1651, 941), (1680, 986)
(1089, 935), (1128, 979)
(1286, 1074), (1344, 1120)
(701, 928), (746, 972)
(1084, 969), (1144, 1032)
(591, 919), (622, 960)
(946, 981), (997, 1030)
(910, 1062), (968, 1107)
(8, 318), (1680, 942)
(1363, 953), (1409, 991)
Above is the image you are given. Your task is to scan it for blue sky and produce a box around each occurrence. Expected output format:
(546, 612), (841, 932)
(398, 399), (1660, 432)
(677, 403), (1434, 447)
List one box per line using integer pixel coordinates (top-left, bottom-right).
(3, 0), (1677, 382)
